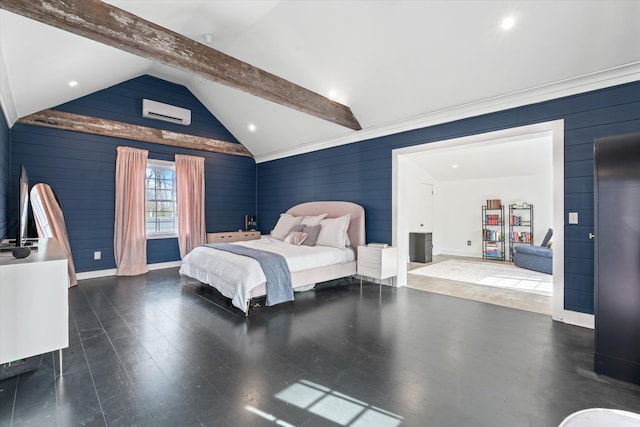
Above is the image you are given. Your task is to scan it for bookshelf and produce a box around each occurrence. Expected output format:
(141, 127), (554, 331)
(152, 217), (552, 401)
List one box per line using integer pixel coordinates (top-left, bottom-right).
(482, 200), (505, 261)
(509, 204), (534, 261)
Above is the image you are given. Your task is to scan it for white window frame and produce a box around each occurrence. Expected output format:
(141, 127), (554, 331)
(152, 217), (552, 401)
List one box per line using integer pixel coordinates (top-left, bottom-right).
(145, 158), (177, 239)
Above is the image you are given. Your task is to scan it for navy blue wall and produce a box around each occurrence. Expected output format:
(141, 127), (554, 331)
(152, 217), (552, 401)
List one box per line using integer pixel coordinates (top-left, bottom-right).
(258, 80), (640, 315)
(9, 75), (255, 273)
(0, 110), (9, 241)
(57, 75), (238, 142)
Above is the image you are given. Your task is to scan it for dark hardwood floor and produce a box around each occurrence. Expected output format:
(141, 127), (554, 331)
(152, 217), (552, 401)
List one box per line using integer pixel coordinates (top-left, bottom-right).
(1, 268), (640, 426)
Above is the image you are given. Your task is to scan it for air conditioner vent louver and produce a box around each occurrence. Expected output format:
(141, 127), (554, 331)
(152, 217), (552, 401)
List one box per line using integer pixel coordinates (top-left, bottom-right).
(142, 99), (191, 126)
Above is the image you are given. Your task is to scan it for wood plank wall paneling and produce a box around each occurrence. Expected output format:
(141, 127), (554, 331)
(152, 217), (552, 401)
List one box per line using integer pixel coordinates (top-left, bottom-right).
(0, 111), (9, 241)
(8, 75), (256, 272)
(257, 80), (640, 315)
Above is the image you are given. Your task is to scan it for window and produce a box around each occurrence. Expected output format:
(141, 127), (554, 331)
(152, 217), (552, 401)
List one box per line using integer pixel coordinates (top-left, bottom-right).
(145, 159), (177, 238)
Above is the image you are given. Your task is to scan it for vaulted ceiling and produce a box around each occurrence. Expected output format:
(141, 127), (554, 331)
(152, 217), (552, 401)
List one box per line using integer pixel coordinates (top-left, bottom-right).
(1, 1), (639, 162)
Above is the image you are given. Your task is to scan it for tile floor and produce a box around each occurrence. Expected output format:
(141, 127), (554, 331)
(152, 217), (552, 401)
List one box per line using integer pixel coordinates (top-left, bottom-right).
(1, 268), (639, 426)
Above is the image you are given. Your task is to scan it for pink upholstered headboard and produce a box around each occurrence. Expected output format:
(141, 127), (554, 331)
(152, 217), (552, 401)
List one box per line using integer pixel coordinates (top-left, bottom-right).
(286, 201), (365, 256)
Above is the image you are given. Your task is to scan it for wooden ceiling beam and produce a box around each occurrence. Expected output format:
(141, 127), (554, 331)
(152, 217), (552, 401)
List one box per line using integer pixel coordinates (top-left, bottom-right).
(0, 0), (362, 130)
(18, 109), (254, 157)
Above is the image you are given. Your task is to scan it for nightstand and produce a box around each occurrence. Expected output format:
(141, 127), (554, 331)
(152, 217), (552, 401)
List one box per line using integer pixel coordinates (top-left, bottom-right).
(357, 245), (398, 289)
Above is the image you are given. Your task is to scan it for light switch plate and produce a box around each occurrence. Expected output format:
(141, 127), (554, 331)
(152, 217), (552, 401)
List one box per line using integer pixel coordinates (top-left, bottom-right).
(568, 212), (579, 224)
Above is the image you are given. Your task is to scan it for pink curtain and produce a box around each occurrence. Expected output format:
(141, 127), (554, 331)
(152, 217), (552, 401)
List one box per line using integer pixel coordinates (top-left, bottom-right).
(30, 183), (78, 287)
(175, 154), (206, 258)
(114, 146), (149, 276)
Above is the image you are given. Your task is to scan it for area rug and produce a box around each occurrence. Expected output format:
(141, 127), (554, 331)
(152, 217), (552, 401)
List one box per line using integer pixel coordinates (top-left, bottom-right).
(409, 259), (552, 296)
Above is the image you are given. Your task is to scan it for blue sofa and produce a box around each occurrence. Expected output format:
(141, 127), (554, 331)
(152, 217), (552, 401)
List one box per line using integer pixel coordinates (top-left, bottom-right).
(513, 228), (553, 274)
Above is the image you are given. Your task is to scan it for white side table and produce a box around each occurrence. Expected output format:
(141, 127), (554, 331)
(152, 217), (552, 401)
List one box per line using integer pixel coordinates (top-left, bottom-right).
(357, 245), (398, 289)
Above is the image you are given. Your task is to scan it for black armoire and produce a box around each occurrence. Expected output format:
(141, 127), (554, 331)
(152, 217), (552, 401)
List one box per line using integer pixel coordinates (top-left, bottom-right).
(594, 132), (640, 384)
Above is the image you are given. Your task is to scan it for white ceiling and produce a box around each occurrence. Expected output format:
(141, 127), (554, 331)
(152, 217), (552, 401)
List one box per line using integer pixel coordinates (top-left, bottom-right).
(1, 1), (639, 162)
(407, 133), (552, 181)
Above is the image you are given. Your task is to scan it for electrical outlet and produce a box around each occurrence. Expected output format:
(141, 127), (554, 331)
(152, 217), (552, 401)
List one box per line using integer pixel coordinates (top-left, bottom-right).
(94, 251), (101, 260)
(467, 240), (471, 246)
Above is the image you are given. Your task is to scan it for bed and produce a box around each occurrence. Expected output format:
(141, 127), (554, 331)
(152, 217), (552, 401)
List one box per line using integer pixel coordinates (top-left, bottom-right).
(179, 201), (365, 313)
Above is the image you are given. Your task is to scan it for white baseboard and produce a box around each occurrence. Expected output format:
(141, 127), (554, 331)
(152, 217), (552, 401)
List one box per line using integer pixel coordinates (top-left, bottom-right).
(76, 268), (117, 280)
(76, 261), (182, 281)
(146, 260), (183, 271)
(437, 248), (482, 258)
(554, 310), (595, 329)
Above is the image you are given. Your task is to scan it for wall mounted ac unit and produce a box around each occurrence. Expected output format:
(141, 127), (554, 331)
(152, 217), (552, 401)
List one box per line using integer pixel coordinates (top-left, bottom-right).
(142, 99), (191, 126)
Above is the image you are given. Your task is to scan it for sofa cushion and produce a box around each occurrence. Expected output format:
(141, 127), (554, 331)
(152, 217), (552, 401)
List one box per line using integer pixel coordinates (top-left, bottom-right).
(514, 245), (552, 258)
(514, 250), (552, 274)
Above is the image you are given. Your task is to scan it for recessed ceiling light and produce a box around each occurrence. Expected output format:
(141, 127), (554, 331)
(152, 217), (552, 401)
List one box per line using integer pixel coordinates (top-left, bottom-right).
(328, 90), (338, 99)
(248, 123), (256, 132)
(202, 33), (214, 45)
(68, 80), (78, 87)
(452, 164), (458, 169)
(502, 16), (515, 30)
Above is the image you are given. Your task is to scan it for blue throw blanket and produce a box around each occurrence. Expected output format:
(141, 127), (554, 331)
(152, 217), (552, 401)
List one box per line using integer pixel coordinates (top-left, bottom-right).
(203, 243), (294, 306)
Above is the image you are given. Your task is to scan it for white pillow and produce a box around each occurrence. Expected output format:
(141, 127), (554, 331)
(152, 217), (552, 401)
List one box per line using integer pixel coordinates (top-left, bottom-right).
(299, 213), (327, 226)
(270, 214), (303, 240)
(316, 214), (351, 249)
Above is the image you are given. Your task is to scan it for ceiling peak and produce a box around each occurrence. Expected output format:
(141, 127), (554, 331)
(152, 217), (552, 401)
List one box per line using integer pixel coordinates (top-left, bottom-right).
(0, 0), (362, 130)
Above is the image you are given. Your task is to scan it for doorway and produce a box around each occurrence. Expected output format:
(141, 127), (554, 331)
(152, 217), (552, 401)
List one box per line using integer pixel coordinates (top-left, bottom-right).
(411, 183), (433, 234)
(392, 120), (587, 324)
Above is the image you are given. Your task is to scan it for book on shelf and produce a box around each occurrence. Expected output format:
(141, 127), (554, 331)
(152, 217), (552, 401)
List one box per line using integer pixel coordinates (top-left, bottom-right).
(485, 246), (502, 258)
(486, 199), (502, 209)
(510, 214), (523, 225)
(483, 229), (502, 241)
(509, 231), (531, 243)
(485, 214), (501, 225)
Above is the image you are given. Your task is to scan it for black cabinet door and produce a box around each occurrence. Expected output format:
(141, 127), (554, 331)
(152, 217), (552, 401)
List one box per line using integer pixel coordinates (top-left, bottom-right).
(594, 132), (640, 384)
(409, 232), (432, 263)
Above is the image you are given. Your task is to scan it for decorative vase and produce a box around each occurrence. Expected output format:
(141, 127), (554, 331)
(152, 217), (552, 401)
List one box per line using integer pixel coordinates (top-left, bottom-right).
(12, 246), (31, 259)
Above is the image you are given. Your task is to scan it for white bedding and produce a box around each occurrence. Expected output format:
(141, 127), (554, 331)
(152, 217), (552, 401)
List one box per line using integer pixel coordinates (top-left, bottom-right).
(179, 236), (355, 312)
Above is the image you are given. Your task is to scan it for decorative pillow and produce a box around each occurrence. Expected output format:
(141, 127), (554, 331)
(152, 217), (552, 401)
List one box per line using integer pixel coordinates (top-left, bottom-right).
(298, 214), (327, 226)
(270, 214), (303, 240)
(316, 214), (351, 249)
(540, 228), (553, 248)
(284, 231), (309, 246)
(288, 224), (321, 246)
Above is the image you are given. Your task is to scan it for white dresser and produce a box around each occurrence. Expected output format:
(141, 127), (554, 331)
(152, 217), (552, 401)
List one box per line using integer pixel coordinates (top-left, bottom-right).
(0, 238), (69, 368)
(357, 245), (398, 288)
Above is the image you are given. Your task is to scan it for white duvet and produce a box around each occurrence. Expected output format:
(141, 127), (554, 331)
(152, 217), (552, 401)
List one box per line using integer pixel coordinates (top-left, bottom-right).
(179, 236), (355, 312)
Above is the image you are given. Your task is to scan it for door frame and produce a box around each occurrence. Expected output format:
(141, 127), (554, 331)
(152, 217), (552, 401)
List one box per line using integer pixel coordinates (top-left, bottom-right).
(392, 119), (594, 328)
